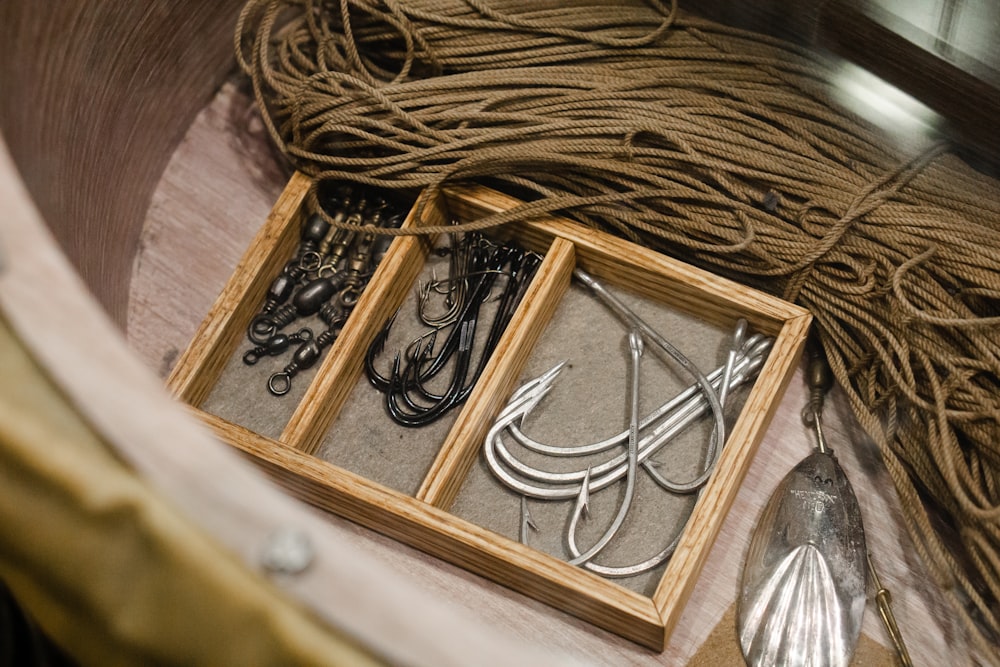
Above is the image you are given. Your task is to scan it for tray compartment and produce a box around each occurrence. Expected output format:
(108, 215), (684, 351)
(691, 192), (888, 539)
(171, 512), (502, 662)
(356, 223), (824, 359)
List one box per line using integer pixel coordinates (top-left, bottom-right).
(449, 272), (746, 596)
(417, 237), (575, 506)
(310, 228), (568, 495)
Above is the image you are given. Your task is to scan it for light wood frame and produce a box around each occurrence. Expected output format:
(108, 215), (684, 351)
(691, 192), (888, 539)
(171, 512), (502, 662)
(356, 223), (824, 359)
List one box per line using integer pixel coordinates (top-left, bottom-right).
(167, 173), (812, 650)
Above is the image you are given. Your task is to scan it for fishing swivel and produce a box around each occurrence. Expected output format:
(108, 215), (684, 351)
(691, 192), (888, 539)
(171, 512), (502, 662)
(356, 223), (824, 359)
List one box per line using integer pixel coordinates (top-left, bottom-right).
(240, 185), (406, 396)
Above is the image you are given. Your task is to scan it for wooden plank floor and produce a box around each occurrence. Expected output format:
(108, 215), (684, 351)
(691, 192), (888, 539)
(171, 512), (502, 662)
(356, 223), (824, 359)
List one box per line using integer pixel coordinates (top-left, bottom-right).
(126, 77), (968, 665)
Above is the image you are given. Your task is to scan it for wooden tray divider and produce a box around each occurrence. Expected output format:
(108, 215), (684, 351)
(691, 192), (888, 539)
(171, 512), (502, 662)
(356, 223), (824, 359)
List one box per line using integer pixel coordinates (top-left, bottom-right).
(650, 310), (812, 645)
(195, 407), (667, 649)
(440, 183), (814, 645)
(416, 236), (576, 509)
(166, 171), (312, 406)
(280, 189), (446, 455)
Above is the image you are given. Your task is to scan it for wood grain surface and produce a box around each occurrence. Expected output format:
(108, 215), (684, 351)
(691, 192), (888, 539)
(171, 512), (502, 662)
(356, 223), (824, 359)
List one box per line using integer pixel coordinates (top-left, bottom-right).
(2, 109), (573, 667)
(196, 407), (668, 649)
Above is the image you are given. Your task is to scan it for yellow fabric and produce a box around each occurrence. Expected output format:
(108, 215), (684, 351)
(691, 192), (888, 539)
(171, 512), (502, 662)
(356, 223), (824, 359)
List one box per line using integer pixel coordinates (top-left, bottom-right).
(0, 314), (384, 667)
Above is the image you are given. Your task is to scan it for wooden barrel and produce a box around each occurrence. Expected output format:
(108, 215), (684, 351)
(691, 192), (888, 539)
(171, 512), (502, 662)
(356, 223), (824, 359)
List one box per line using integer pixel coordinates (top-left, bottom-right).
(0, 3), (245, 323)
(0, 3), (979, 665)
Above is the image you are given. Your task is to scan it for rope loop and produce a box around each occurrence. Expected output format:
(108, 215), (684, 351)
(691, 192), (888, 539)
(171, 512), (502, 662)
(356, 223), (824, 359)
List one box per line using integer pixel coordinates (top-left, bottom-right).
(783, 142), (949, 302)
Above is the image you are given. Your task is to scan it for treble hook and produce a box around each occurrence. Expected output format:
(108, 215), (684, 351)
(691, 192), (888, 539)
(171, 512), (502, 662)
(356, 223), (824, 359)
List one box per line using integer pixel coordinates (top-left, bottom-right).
(375, 244), (497, 401)
(417, 272), (467, 328)
(416, 233), (478, 328)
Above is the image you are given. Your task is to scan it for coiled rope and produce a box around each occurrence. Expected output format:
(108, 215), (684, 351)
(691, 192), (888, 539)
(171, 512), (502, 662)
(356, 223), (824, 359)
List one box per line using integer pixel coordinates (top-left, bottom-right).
(236, 0), (1000, 656)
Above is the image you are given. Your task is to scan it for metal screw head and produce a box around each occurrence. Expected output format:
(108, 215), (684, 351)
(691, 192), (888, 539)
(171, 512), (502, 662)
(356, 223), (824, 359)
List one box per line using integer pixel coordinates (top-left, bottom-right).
(260, 527), (314, 575)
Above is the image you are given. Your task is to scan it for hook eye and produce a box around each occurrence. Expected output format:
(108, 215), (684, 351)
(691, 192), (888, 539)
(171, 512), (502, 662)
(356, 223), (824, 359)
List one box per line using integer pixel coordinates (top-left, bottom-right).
(249, 315), (277, 345)
(268, 372), (292, 396)
(243, 349), (261, 365)
(298, 250), (322, 272)
(296, 327), (314, 342)
(338, 287), (360, 308)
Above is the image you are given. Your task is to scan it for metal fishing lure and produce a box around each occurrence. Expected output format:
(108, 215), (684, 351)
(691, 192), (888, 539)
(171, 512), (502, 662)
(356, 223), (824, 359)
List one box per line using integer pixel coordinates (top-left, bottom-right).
(738, 340), (910, 667)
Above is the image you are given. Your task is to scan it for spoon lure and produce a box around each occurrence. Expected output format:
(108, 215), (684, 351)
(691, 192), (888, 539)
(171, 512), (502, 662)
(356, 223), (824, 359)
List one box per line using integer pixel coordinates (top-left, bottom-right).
(738, 341), (867, 667)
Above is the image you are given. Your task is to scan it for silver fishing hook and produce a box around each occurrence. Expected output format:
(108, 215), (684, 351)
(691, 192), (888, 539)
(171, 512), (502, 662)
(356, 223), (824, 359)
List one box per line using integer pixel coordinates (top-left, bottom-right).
(566, 329), (644, 566)
(484, 338), (769, 499)
(506, 332), (767, 459)
(480, 266), (768, 578)
(642, 318), (746, 493)
(484, 315), (770, 578)
(572, 268), (728, 486)
(573, 318), (750, 577)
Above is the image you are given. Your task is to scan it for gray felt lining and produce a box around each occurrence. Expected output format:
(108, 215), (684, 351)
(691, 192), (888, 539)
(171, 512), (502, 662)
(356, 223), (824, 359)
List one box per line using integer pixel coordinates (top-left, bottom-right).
(202, 313), (328, 440)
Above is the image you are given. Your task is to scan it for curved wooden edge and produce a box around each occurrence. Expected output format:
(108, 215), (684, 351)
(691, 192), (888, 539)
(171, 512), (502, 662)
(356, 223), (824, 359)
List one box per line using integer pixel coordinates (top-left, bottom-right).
(196, 408), (667, 651)
(0, 139), (561, 667)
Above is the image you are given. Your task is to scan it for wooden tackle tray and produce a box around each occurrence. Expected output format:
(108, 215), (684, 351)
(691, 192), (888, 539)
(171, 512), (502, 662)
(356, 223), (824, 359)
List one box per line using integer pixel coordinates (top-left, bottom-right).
(167, 171), (812, 651)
